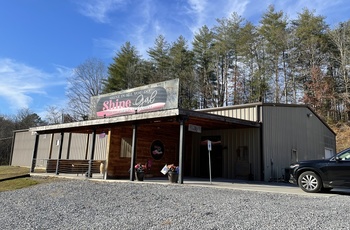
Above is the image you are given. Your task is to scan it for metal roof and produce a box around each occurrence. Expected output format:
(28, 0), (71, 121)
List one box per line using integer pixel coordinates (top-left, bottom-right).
(29, 108), (260, 134)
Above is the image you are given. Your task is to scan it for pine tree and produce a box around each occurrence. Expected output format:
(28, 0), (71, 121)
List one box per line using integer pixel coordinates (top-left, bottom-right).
(258, 5), (288, 103)
(169, 36), (196, 109)
(192, 25), (216, 108)
(147, 35), (171, 83)
(104, 42), (142, 92)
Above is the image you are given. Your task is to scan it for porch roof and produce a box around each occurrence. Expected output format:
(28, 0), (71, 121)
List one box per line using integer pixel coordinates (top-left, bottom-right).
(29, 108), (260, 134)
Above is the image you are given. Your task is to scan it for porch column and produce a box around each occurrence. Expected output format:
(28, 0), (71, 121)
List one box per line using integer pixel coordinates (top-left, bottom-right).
(87, 129), (96, 178)
(130, 124), (138, 181)
(178, 117), (186, 184)
(55, 132), (64, 175)
(30, 134), (40, 173)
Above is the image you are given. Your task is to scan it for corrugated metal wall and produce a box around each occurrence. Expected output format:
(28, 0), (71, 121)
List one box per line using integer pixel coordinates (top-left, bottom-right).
(200, 103), (336, 182)
(11, 131), (108, 167)
(261, 106), (336, 181)
(11, 131), (35, 167)
(191, 128), (260, 180)
(202, 105), (259, 122)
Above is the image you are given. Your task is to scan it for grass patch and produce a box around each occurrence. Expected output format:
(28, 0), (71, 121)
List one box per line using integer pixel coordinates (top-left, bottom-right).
(0, 166), (60, 192)
(0, 178), (39, 192)
(0, 166), (30, 180)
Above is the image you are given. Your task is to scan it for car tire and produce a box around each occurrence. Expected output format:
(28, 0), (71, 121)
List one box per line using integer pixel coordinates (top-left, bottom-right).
(298, 171), (322, 193)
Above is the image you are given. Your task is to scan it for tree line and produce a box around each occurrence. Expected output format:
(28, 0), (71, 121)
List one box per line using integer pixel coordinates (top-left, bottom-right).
(103, 6), (350, 123)
(2, 5), (350, 165)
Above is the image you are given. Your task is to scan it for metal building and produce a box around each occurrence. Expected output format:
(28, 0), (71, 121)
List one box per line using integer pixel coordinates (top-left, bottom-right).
(200, 103), (336, 181)
(11, 103), (335, 182)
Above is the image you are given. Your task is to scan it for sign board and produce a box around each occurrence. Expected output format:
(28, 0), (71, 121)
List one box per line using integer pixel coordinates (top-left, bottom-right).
(207, 140), (212, 151)
(188, 124), (201, 133)
(90, 79), (179, 118)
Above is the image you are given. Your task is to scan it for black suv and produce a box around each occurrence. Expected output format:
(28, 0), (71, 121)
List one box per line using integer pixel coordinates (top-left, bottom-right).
(289, 148), (350, 193)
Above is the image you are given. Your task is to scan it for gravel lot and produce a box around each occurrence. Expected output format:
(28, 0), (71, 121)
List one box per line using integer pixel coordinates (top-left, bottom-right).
(1, 178), (349, 230)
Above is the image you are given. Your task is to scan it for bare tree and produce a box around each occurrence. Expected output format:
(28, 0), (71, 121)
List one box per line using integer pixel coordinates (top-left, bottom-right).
(66, 58), (107, 120)
(45, 106), (64, 124)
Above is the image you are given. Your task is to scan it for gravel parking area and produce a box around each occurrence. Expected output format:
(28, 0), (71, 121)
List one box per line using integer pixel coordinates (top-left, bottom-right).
(1, 178), (349, 229)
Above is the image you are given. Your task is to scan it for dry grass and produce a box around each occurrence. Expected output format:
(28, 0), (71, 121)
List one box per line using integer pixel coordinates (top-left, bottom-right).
(330, 123), (350, 152)
(0, 166), (30, 180)
(0, 166), (61, 192)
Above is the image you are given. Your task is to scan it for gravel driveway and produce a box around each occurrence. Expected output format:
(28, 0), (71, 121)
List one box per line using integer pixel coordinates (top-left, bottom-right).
(1, 178), (349, 229)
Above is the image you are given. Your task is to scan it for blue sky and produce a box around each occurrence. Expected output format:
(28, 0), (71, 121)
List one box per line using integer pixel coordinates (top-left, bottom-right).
(1, 0), (349, 118)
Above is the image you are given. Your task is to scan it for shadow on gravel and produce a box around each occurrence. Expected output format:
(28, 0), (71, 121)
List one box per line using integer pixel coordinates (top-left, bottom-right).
(326, 189), (350, 196)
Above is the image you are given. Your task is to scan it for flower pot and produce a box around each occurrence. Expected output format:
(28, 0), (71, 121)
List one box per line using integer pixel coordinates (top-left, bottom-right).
(167, 171), (178, 183)
(135, 171), (145, 181)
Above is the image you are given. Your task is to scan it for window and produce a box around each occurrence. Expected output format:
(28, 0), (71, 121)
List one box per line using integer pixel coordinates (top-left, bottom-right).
(120, 138), (132, 158)
(338, 149), (350, 161)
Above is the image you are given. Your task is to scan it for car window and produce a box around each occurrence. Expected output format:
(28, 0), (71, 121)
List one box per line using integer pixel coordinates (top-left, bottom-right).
(337, 150), (350, 161)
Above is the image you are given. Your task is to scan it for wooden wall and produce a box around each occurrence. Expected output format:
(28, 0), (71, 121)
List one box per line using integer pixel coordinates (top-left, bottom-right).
(106, 123), (189, 179)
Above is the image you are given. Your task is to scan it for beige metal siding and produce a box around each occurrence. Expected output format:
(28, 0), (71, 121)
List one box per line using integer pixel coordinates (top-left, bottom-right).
(261, 106), (336, 181)
(192, 128), (260, 180)
(203, 106), (258, 122)
(11, 131), (108, 167)
(94, 133), (108, 160)
(11, 131), (35, 167)
(69, 133), (89, 159)
(35, 134), (53, 168)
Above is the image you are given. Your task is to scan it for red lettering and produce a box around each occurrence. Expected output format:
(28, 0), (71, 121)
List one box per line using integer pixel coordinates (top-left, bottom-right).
(103, 101), (109, 111)
(102, 99), (132, 110)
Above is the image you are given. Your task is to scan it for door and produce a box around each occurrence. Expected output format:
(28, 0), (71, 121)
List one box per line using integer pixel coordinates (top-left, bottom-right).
(324, 148), (350, 187)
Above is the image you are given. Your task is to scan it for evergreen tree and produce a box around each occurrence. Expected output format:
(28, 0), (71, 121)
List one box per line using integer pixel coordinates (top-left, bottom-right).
(258, 5), (288, 103)
(291, 9), (329, 114)
(192, 25), (216, 108)
(169, 36), (196, 109)
(104, 42), (143, 92)
(147, 35), (171, 83)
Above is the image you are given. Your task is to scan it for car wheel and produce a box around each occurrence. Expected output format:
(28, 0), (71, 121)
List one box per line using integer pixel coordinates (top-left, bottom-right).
(298, 171), (322, 193)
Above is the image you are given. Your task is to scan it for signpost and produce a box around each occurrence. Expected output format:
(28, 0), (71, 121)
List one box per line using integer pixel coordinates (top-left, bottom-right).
(207, 140), (212, 184)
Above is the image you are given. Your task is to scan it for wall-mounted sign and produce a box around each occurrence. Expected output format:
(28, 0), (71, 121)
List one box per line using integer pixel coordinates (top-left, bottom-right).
(150, 140), (164, 160)
(188, 124), (201, 133)
(90, 79), (179, 118)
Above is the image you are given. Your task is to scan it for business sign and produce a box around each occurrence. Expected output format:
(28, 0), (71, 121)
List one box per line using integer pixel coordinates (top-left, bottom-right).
(90, 79), (179, 118)
(150, 140), (164, 160)
(188, 124), (201, 133)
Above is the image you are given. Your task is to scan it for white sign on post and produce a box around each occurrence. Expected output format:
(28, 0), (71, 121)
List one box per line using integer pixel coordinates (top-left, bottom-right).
(207, 140), (212, 184)
(207, 140), (212, 151)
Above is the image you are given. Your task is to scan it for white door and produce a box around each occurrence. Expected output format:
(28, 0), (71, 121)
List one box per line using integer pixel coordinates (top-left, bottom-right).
(325, 148), (334, 159)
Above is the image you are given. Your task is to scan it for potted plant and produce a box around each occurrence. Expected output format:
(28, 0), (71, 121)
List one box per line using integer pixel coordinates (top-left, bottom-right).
(161, 164), (178, 183)
(134, 163), (146, 181)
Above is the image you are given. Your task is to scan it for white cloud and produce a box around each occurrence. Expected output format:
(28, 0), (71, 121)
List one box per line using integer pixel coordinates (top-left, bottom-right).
(76, 0), (126, 23)
(0, 58), (69, 114)
(223, 0), (249, 19)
